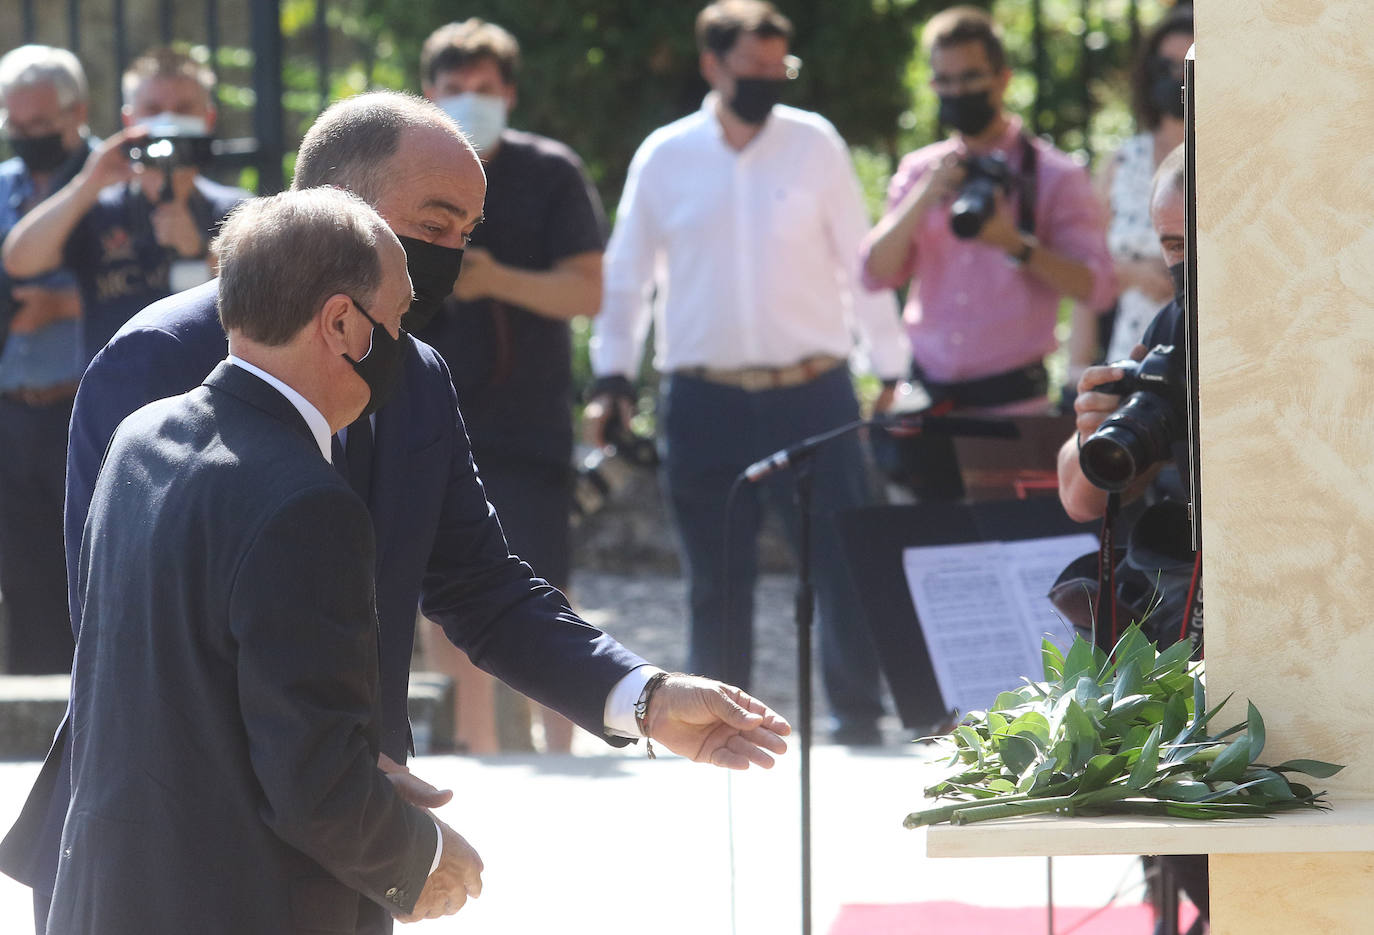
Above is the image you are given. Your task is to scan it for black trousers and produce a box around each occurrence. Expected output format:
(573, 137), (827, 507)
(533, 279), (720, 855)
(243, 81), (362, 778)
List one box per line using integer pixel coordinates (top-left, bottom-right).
(0, 395), (75, 674)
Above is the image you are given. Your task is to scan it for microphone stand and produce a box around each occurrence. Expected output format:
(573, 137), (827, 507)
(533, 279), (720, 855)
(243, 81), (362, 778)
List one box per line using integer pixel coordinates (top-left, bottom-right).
(735, 411), (1018, 935)
(793, 455), (816, 935)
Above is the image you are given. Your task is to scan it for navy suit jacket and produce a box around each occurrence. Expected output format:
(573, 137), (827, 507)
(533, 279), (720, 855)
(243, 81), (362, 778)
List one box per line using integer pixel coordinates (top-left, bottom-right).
(1, 279), (645, 903)
(49, 363), (437, 933)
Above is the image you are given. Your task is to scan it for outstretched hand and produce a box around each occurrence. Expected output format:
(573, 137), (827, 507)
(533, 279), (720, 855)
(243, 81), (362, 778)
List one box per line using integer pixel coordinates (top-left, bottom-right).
(645, 675), (791, 769)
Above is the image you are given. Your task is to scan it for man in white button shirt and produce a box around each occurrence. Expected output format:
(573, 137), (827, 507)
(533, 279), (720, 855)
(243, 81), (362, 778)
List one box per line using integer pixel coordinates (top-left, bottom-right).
(587, 0), (910, 745)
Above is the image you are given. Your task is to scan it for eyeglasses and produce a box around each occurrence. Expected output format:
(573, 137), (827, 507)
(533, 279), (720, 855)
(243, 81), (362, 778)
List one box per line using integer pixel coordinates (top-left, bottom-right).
(930, 68), (995, 94)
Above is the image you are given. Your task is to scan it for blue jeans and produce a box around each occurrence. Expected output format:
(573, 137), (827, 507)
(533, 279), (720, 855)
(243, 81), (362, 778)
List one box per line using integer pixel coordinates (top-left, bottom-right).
(660, 367), (885, 730)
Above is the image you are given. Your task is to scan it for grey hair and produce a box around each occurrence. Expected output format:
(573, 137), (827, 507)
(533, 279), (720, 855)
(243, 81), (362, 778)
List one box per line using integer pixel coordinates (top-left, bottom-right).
(214, 188), (397, 346)
(291, 90), (473, 204)
(0, 45), (89, 113)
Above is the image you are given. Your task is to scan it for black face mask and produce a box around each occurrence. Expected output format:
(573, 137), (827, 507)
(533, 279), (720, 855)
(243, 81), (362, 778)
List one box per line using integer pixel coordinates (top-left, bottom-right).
(729, 77), (787, 125)
(396, 235), (464, 332)
(10, 133), (72, 174)
(938, 90), (998, 137)
(1148, 58), (1186, 120)
(1168, 261), (1187, 304)
(342, 299), (405, 418)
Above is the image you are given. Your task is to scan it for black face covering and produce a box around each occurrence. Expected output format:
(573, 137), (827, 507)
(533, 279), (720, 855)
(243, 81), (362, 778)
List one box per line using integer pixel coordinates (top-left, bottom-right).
(729, 77), (787, 125)
(1168, 261), (1187, 303)
(342, 299), (405, 418)
(938, 90), (998, 137)
(396, 235), (464, 332)
(1149, 58), (1186, 120)
(10, 133), (72, 174)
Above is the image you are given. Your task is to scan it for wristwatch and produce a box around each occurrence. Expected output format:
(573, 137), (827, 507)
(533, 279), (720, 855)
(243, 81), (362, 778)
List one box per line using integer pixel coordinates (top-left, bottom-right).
(1010, 234), (1038, 269)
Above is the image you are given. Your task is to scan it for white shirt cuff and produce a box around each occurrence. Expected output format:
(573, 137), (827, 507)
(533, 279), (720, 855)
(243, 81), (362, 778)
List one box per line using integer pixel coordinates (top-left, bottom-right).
(430, 818), (443, 874)
(603, 665), (664, 739)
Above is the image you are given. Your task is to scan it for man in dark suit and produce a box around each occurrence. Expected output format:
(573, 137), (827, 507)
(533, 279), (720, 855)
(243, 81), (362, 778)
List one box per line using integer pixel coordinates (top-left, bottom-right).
(2, 92), (791, 932)
(48, 187), (482, 932)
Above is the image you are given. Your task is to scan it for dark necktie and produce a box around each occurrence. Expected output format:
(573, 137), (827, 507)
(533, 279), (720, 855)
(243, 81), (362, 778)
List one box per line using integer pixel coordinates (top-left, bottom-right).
(341, 416), (373, 502)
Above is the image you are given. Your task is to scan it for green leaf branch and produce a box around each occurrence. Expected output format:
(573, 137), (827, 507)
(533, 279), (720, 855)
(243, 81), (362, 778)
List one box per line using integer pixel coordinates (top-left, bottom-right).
(904, 625), (1343, 829)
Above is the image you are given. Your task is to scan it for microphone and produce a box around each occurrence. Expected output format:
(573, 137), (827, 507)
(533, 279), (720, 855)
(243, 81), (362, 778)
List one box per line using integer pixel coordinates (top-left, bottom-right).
(744, 448), (798, 483)
(742, 413), (1019, 484)
(743, 419), (866, 483)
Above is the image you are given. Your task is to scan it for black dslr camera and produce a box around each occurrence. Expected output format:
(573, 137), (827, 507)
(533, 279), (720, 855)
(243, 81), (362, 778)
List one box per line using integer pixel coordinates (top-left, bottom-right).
(126, 135), (214, 169)
(949, 153), (1013, 239)
(1078, 344), (1187, 492)
(125, 131), (214, 204)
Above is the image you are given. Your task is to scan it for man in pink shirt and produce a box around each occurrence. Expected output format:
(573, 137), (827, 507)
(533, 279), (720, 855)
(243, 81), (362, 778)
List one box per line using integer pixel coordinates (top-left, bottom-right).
(862, 6), (1114, 434)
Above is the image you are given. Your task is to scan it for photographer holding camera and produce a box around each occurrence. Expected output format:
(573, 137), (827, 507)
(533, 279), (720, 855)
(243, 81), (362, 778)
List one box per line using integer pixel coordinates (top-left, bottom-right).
(1059, 145), (1188, 529)
(1056, 145), (1201, 661)
(861, 7), (1114, 442)
(2, 48), (247, 363)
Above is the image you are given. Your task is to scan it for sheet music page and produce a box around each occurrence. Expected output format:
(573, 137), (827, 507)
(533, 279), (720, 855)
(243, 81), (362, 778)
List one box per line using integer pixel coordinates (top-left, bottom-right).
(999, 535), (1100, 653)
(901, 533), (1098, 716)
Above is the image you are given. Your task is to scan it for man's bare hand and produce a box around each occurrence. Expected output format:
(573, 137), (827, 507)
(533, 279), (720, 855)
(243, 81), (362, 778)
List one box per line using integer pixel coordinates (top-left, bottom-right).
(150, 199), (206, 257)
(396, 820), (484, 923)
(1072, 343), (1147, 442)
(922, 152), (966, 205)
(378, 753), (454, 809)
(645, 675), (791, 770)
(975, 190), (1024, 255)
(78, 128), (145, 193)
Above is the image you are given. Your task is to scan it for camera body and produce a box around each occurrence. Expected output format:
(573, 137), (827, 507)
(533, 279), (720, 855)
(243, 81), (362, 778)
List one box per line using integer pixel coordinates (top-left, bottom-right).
(125, 134), (214, 170)
(1078, 343), (1187, 492)
(949, 153), (1013, 239)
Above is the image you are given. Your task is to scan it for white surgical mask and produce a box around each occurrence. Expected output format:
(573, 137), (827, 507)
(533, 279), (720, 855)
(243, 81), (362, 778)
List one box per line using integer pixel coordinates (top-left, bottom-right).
(136, 111), (210, 136)
(436, 93), (507, 155)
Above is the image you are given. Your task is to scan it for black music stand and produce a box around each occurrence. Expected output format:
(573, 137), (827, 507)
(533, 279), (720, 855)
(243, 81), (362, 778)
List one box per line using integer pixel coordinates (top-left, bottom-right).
(835, 497), (1095, 730)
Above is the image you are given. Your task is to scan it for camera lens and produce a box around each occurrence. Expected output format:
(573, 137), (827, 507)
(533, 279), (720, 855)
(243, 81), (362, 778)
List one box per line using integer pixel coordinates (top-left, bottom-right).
(1079, 392), (1176, 491)
(950, 182), (995, 239)
(1079, 428), (1139, 491)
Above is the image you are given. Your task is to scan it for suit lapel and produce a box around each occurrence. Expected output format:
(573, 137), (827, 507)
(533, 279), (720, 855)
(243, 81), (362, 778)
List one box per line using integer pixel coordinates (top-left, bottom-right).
(203, 361), (318, 452)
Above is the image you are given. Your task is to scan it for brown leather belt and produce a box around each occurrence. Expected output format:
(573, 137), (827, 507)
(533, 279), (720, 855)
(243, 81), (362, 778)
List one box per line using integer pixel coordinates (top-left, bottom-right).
(1, 379), (80, 407)
(675, 354), (844, 392)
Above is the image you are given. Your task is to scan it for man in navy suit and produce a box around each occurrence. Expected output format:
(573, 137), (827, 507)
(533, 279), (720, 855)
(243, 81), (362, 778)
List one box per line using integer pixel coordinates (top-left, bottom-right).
(50, 187), (482, 933)
(1, 92), (791, 933)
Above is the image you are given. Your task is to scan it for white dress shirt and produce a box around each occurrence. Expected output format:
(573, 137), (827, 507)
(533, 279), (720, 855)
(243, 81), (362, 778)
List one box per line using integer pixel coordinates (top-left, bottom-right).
(592, 94), (910, 380)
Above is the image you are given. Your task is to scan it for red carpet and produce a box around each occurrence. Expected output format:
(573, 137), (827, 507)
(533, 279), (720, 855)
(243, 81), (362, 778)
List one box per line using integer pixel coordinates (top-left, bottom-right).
(828, 900), (1198, 934)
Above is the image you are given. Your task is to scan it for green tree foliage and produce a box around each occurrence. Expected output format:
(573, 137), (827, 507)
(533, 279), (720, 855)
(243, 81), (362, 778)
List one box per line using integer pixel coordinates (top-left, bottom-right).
(356, 0), (935, 210)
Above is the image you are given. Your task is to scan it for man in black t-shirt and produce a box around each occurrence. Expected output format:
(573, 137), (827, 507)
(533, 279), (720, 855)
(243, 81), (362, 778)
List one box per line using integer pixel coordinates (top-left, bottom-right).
(414, 19), (607, 753)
